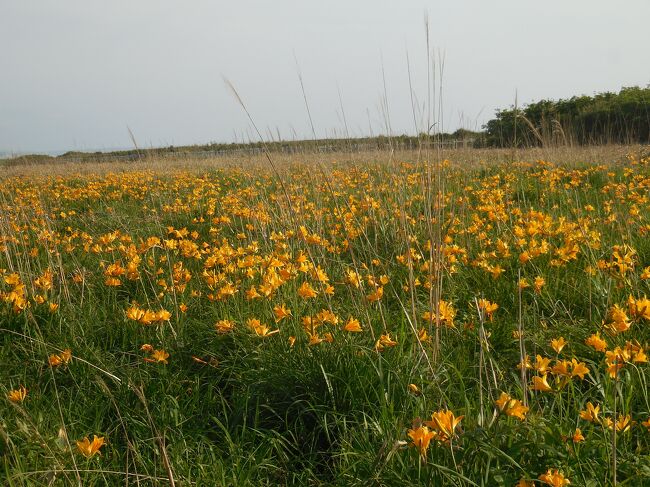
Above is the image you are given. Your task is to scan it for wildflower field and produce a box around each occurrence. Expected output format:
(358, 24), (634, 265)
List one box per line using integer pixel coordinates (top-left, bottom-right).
(1, 148), (649, 486)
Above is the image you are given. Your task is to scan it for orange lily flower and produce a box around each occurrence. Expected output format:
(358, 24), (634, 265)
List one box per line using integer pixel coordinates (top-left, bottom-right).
(76, 435), (105, 458)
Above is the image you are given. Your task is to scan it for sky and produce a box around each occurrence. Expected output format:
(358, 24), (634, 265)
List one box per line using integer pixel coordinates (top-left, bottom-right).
(1, 0), (649, 154)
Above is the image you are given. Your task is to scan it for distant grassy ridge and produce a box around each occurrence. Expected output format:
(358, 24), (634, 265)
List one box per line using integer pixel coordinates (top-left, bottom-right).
(0, 130), (482, 166)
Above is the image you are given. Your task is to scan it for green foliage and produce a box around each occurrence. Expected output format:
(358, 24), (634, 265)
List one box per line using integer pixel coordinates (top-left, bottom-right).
(485, 86), (650, 147)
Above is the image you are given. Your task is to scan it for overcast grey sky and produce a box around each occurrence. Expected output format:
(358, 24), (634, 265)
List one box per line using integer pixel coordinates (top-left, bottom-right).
(1, 1), (649, 154)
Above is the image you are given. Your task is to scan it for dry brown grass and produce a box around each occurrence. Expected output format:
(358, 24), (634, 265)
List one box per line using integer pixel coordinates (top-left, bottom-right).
(0, 144), (645, 179)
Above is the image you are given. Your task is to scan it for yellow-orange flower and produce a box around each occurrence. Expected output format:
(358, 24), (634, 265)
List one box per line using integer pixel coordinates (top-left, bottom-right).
(614, 414), (634, 433)
(215, 319), (235, 334)
(516, 479), (535, 487)
(125, 306), (170, 325)
(605, 347), (629, 378)
(407, 383), (421, 395)
(627, 295), (650, 321)
(144, 349), (169, 364)
(273, 304), (292, 322)
(7, 385), (27, 403)
(570, 359), (589, 380)
(248, 318), (278, 337)
(374, 333), (397, 352)
(477, 298), (498, 321)
(531, 374), (552, 392)
(76, 435), (105, 458)
(551, 360), (570, 377)
(495, 392), (529, 421)
(366, 286), (384, 302)
(641, 417), (650, 432)
(417, 327), (430, 342)
(550, 337), (567, 354)
(424, 409), (463, 443)
(572, 428), (585, 443)
(422, 300), (456, 327)
(343, 317), (363, 332)
(517, 355), (533, 371)
(297, 281), (317, 299)
(585, 333), (607, 352)
(126, 305), (145, 322)
(345, 269), (362, 288)
(579, 402), (600, 423)
(534, 355), (552, 374)
(539, 468), (570, 486)
(49, 349), (72, 367)
(407, 424), (436, 457)
(606, 304), (630, 334)
(307, 332), (323, 346)
(155, 309), (171, 321)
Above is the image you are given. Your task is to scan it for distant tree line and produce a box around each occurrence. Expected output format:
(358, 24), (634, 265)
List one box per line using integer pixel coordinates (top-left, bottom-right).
(484, 86), (650, 147)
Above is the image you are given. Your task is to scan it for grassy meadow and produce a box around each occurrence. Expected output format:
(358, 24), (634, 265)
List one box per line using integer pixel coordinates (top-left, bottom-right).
(1, 146), (650, 486)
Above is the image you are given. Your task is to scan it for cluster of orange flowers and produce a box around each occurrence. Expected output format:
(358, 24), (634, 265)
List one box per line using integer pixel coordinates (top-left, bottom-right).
(579, 402), (642, 433)
(49, 349), (72, 367)
(125, 305), (172, 325)
(519, 345), (590, 393)
(407, 409), (464, 457)
(1, 272), (30, 313)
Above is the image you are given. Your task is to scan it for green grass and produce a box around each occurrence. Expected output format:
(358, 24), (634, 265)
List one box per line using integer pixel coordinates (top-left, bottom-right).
(1, 149), (649, 486)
